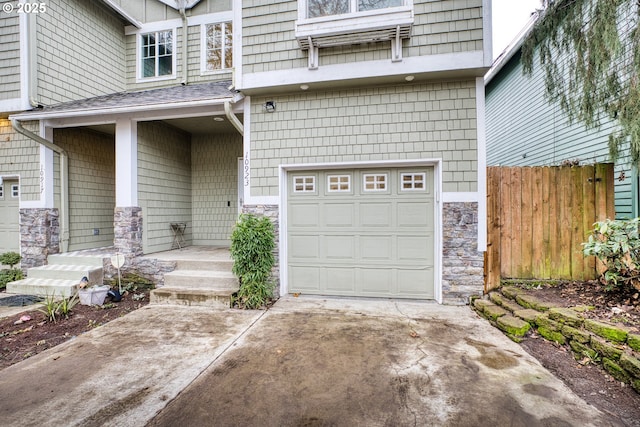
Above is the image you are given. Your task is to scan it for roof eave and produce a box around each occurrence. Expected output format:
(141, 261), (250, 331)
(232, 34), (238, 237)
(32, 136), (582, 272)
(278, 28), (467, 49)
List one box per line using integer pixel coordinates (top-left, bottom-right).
(484, 11), (541, 85)
(100, 0), (143, 29)
(10, 94), (244, 122)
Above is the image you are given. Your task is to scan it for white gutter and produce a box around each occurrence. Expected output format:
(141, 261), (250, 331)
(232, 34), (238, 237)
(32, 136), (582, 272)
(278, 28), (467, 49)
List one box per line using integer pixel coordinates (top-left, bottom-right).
(11, 96), (243, 121)
(11, 118), (69, 253)
(224, 100), (244, 136)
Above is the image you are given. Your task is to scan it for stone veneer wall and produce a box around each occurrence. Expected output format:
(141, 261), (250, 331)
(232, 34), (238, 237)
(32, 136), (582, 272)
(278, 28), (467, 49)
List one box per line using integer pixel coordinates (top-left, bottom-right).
(242, 204), (280, 298)
(243, 202), (484, 304)
(114, 207), (143, 258)
(442, 202), (484, 304)
(19, 208), (59, 270)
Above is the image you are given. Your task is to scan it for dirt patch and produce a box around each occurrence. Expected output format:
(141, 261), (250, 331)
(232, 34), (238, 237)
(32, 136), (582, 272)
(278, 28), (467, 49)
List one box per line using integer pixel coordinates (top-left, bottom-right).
(509, 281), (640, 426)
(514, 280), (640, 332)
(0, 290), (149, 370)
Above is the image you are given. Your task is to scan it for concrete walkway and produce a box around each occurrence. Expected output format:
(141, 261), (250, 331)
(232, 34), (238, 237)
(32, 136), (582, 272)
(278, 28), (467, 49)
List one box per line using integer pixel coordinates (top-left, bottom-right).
(0, 297), (624, 426)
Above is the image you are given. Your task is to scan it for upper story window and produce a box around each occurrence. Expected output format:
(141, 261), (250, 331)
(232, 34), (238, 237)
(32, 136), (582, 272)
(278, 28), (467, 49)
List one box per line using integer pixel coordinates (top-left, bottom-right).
(296, 0), (413, 68)
(308, 0), (403, 18)
(140, 30), (174, 79)
(202, 22), (233, 73)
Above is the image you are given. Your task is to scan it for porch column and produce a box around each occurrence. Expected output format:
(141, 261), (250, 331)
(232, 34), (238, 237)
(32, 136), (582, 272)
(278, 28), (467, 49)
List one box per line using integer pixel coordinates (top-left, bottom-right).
(114, 119), (142, 256)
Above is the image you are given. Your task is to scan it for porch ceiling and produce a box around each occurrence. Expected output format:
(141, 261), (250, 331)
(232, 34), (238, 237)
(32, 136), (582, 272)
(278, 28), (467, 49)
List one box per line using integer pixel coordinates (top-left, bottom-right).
(85, 115), (243, 136)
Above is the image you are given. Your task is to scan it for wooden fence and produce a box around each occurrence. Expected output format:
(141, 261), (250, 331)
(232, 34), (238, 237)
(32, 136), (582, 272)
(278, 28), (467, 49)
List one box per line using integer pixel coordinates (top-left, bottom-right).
(485, 164), (615, 292)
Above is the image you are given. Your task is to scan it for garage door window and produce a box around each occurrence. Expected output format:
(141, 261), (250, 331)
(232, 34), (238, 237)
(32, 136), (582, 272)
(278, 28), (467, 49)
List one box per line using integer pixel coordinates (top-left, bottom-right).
(11, 184), (18, 198)
(327, 175), (350, 192)
(0, 185), (3, 199)
(363, 173), (387, 192)
(293, 176), (315, 193)
(400, 173), (426, 191)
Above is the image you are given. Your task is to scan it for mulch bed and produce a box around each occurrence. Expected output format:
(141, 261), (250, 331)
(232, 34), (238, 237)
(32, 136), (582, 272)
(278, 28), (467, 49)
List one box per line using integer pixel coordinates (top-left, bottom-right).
(0, 290), (149, 371)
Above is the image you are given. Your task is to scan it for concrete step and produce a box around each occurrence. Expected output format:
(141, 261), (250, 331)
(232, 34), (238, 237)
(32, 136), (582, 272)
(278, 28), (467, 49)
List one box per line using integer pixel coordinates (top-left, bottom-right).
(47, 253), (106, 268)
(6, 278), (78, 298)
(149, 287), (235, 309)
(163, 270), (238, 290)
(27, 264), (103, 284)
(175, 259), (233, 271)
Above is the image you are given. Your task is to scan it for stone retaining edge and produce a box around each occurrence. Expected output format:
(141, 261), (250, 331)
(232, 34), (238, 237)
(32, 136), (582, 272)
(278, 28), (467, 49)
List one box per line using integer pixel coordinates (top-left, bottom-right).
(471, 287), (640, 393)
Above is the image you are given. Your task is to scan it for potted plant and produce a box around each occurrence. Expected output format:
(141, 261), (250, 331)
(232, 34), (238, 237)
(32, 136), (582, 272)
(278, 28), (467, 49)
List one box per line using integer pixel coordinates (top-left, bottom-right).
(77, 276), (110, 306)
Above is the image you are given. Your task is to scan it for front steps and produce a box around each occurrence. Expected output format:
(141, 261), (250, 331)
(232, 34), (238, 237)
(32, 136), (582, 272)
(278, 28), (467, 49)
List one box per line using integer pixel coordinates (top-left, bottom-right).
(7, 253), (106, 298)
(150, 253), (238, 308)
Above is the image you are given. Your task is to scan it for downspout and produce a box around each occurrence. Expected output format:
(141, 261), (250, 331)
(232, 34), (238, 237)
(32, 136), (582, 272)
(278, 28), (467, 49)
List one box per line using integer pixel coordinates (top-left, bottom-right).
(224, 101), (244, 136)
(179, 6), (189, 85)
(26, 13), (39, 107)
(11, 118), (69, 253)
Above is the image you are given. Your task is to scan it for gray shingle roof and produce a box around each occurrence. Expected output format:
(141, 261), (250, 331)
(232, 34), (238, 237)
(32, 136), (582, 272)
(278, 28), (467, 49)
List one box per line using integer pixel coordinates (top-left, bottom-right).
(13, 81), (239, 120)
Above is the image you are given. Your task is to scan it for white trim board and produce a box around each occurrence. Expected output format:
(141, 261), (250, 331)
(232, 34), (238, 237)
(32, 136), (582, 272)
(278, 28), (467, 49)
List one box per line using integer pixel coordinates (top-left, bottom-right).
(240, 51), (486, 90)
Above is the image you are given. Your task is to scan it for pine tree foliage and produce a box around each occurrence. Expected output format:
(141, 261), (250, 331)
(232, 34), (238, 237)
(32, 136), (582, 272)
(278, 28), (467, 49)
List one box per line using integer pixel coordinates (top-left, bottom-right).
(521, 0), (640, 164)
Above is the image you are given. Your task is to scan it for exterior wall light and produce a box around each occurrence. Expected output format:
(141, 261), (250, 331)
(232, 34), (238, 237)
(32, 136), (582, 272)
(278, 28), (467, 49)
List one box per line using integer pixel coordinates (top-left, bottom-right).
(264, 101), (276, 112)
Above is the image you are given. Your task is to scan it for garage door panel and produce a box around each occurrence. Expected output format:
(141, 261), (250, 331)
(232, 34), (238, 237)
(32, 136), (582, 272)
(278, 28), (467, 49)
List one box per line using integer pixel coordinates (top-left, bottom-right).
(360, 235), (392, 260)
(290, 204), (320, 227)
(398, 235), (433, 261)
(360, 269), (393, 295)
(397, 269), (434, 298)
(325, 268), (355, 293)
(360, 203), (392, 227)
(324, 203), (354, 227)
(290, 235), (320, 259)
(397, 201), (433, 228)
(325, 236), (355, 260)
(290, 266), (321, 292)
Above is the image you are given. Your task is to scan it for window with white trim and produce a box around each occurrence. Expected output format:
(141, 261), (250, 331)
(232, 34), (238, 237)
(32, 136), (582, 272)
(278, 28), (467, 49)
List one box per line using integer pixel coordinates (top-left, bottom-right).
(0, 185), (4, 199)
(307, 0), (403, 18)
(11, 184), (19, 198)
(202, 22), (233, 72)
(363, 173), (387, 191)
(140, 30), (174, 79)
(293, 176), (316, 193)
(295, 0), (413, 68)
(328, 175), (351, 192)
(400, 173), (426, 191)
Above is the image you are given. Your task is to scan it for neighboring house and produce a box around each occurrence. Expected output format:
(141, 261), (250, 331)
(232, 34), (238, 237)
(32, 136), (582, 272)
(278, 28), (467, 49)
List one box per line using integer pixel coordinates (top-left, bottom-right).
(1, 0), (491, 304)
(485, 12), (636, 219)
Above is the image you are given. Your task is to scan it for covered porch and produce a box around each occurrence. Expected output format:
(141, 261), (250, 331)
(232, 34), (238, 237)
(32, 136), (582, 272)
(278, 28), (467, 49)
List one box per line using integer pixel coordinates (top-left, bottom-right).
(10, 82), (245, 268)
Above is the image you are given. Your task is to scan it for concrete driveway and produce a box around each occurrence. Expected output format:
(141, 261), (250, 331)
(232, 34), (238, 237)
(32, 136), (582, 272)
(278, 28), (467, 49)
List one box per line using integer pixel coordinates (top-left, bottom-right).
(0, 297), (622, 426)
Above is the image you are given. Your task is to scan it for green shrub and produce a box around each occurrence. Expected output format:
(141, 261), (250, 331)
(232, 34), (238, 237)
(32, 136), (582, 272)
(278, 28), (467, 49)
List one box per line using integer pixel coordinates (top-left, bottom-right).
(583, 218), (640, 291)
(230, 214), (275, 309)
(0, 251), (21, 268)
(0, 268), (23, 289)
(0, 251), (24, 289)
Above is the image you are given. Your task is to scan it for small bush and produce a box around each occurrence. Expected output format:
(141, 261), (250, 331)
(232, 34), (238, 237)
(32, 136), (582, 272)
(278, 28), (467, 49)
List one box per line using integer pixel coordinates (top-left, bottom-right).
(0, 251), (21, 268)
(583, 218), (640, 291)
(0, 251), (24, 289)
(0, 268), (23, 289)
(230, 214), (275, 309)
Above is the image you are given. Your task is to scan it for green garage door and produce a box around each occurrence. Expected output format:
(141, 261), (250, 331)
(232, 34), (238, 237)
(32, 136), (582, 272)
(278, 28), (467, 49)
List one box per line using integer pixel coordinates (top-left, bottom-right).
(0, 180), (20, 254)
(287, 167), (435, 299)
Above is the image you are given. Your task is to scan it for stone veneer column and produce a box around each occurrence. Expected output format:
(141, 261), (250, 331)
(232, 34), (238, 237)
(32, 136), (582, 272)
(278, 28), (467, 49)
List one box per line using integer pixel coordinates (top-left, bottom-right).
(114, 207), (143, 257)
(441, 202), (484, 304)
(241, 205), (280, 298)
(19, 208), (59, 270)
